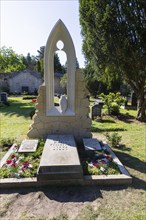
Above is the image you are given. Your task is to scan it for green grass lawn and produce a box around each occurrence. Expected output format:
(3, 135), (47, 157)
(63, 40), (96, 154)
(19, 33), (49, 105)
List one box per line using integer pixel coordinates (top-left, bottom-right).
(0, 96), (146, 220)
(0, 96), (35, 142)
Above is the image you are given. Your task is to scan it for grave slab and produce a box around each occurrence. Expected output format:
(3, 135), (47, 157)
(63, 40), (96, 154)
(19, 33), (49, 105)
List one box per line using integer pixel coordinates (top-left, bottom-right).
(37, 135), (83, 180)
(83, 138), (102, 150)
(18, 140), (38, 153)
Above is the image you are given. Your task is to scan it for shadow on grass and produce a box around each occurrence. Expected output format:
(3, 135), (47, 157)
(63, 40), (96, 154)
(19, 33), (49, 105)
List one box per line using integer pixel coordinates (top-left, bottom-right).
(0, 99), (34, 118)
(113, 150), (146, 190)
(125, 106), (137, 111)
(114, 144), (131, 152)
(116, 113), (135, 124)
(114, 150), (146, 174)
(91, 127), (126, 132)
(0, 185), (103, 202)
(101, 119), (116, 123)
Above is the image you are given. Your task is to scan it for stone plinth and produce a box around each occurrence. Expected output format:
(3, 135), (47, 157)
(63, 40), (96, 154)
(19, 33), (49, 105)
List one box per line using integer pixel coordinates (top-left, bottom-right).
(37, 135), (83, 181)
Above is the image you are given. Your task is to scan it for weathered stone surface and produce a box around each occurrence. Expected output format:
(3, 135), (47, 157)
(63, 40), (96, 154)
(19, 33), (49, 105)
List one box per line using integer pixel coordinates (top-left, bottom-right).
(37, 135), (83, 180)
(27, 21), (92, 141)
(18, 140), (38, 153)
(83, 138), (102, 150)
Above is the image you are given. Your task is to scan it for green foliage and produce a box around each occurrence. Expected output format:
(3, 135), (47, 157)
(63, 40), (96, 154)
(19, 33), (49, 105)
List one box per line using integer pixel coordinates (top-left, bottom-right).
(100, 92), (125, 115)
(0, 137), (15, 147)
(0, 167), (10, 178)
(0, 46), (26, 73)
(84, 63), (122, 96)
(22, 53), (38, 72)
(81, 148), (120, 175)
(54, 53), (64, 73)
(106, 132), (122, 148)
(79, 0), (146, 121)
(60, 73), (67, 93)
(36, 46), (65, 76)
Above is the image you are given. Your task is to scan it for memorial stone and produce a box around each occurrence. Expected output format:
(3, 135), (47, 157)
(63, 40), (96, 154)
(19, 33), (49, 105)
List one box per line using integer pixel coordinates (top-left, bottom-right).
(27, 19), (92, 142)
(18, 140), (38, 153)
(37, 135), (83, 180)
(83, 138), (102, 150)
(131, 92), (137, 107)
(0, 92), (8, 103)
(92, 104), (102, 119)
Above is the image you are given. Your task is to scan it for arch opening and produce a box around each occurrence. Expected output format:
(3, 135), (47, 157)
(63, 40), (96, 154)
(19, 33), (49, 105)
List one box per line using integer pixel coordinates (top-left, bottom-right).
(44, 20), (76, 116)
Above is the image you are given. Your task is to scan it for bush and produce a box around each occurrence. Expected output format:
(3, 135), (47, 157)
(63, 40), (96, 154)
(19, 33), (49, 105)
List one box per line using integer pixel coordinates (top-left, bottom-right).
(106, 132), (122, 148)
(110, 102), (120, 115)
(100, 92), (125, 115)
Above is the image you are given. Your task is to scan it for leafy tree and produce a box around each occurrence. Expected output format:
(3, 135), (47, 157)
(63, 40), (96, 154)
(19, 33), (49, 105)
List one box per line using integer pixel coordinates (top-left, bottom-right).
(54, 53), (63, 72)
(80, 0), (146, 121)
(36, 46), (65, 75)
(36, 46), (45, 75)
(22, 53), (37, 71)
(0, 46), (26, 73)
(84, 63), (122, 97)
(60, 73), (67, 94)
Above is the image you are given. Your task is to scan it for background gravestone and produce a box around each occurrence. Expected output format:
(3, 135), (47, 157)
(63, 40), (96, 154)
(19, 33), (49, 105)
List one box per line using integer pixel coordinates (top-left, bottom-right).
(0, 92), (8, 103)
(131, 92), (137, 107)
(92, 104), (102, 119)
(91, 99), (104, 119)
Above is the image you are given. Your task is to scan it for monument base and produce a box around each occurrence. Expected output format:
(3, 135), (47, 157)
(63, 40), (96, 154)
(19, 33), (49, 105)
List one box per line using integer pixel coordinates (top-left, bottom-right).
(37, 135), (83, 181)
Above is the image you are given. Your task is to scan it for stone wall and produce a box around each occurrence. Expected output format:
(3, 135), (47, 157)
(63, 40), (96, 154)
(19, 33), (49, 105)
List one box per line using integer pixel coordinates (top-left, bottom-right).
(27, 70), (92, 143)
(9, 71), (42, 94)
(0, 70), (43, 94)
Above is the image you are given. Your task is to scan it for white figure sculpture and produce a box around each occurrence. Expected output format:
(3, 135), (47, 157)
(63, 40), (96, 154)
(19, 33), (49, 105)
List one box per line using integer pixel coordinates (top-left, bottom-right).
(59, 95), (68, 114)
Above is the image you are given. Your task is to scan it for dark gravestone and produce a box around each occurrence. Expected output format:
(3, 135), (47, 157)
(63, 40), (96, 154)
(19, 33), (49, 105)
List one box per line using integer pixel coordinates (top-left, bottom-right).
(91, 102), (103, 119)
(0, 92), (8, 103)
(131, 92), (137, 107)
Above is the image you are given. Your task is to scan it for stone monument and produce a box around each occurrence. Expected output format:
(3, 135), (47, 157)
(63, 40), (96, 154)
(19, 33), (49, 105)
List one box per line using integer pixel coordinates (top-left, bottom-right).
(27, 19), (92, 143)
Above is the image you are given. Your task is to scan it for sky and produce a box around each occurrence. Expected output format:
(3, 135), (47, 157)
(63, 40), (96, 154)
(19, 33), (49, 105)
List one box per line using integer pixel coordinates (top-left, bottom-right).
(0, 0), (85, 67)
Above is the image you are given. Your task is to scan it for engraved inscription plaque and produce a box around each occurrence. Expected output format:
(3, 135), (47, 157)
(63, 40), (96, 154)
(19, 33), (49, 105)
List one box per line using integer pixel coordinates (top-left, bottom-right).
(18, 140), (38, 153)
(37, 135), (83, 180)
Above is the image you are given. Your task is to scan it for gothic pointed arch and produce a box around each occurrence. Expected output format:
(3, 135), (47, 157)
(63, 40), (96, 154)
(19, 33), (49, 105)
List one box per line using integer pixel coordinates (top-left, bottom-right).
(44, 19), (76, 116)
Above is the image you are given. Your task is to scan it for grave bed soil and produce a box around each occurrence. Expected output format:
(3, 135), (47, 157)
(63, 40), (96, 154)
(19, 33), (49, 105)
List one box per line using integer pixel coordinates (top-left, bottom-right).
(0, 144), (132, 188)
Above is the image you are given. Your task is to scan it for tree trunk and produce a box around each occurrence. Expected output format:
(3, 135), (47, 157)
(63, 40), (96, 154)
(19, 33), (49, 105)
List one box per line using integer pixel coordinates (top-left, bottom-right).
(136, 92), (146, 122)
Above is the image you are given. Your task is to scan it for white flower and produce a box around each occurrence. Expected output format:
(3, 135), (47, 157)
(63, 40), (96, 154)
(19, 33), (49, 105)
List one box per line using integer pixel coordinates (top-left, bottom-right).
(88, 162), (94, 167)
(28, 164), (33, 168)
(100, 167), (106, 172)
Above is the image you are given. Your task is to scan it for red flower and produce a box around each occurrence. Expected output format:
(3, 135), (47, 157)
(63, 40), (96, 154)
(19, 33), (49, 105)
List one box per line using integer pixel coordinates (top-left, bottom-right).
(21, 167), (25, 172)
(11, 154), (15, 159)
(11, 163), (16, 167)
(6, 159), (12, 164)
(105, 155), (111, 159)
(23, 161), (29, 167)
(32, 99), (37, 103)
(101, 160), (106, 164)
(93, 163), (99, 168)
